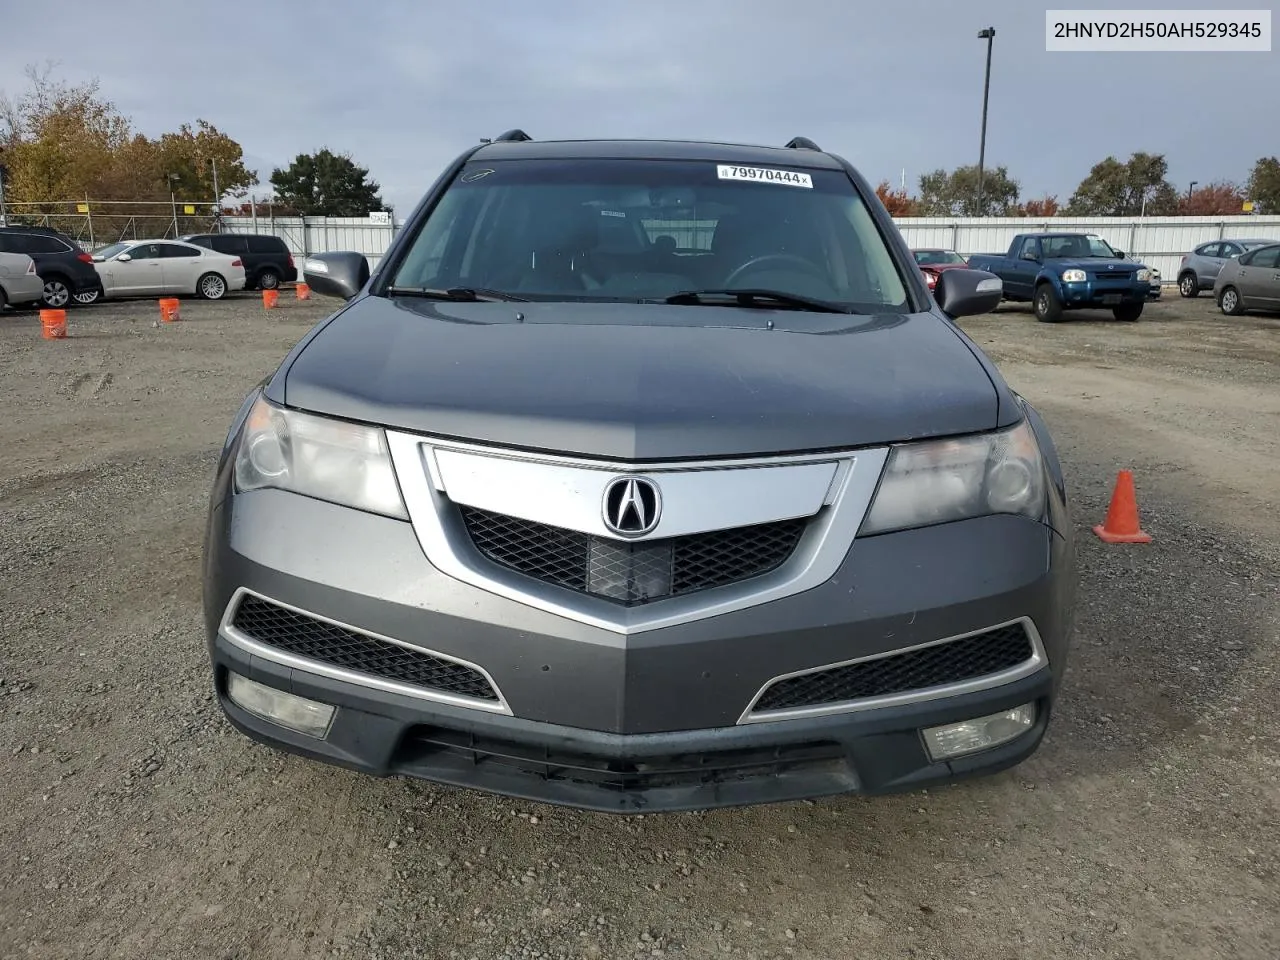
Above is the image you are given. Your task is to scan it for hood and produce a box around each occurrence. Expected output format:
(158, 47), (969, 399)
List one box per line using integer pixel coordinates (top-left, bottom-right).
(278, 297), (1005, 461)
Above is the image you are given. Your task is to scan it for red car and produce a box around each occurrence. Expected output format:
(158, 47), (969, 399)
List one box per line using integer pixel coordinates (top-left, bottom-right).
(911, 249), (969, 292)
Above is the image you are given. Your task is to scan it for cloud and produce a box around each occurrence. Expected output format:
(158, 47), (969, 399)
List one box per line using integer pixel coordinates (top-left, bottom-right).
(2, 0), (1275, 210)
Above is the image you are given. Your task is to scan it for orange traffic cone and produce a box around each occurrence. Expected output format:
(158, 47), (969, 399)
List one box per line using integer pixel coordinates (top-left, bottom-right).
(1093, 469), (1152, 543)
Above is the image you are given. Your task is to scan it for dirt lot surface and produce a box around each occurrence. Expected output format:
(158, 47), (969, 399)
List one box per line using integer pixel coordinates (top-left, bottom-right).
(2, 290), (1278, 960)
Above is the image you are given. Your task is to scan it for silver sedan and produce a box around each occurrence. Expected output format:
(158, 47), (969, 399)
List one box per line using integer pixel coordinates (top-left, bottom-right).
(90, 240), (247, 300)
(1214, 242), (1280, 316)
(0, 251), (46, 309)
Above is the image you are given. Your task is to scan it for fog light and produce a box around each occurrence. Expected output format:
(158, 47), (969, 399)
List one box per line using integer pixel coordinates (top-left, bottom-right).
(226, 672), (335, 739)
(922, 702), (1036, 761)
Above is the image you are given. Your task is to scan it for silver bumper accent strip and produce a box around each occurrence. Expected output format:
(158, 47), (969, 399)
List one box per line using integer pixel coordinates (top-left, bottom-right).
(217, 587), (513, 715)
(737, 617), (1048, 724)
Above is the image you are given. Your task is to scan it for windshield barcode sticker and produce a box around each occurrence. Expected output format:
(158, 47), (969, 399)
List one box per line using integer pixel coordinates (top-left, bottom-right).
(716, 165), (813, 188)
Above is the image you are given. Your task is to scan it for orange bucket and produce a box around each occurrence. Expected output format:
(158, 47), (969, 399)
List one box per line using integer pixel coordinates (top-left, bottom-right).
(262, 289), (280, 309)
(159, 298), (181, 322)
(295, 283), (311, 301)
(41, 309), (67, 339)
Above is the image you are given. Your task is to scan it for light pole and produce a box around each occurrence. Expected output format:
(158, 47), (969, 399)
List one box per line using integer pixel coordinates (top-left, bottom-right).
(976, 27), (996, 217)
(0, 162), (8, 227)
(1188, 180), (1197, 199)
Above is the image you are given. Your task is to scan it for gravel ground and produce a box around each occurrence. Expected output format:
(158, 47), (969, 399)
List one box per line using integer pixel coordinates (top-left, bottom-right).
(1, 289), (1277, 960)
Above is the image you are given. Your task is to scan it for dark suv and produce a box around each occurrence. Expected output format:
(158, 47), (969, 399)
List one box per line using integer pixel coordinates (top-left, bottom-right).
(0, 226), (104, 308)
(181, 233), (297, 290)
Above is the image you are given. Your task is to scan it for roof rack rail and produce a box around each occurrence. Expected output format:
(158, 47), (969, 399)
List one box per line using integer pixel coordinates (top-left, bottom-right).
(784, 136), (822, 151)
(493, 129), (533, 143)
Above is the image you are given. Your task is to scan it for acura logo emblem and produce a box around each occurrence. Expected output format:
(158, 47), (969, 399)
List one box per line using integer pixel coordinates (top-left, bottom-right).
(602, 476), (661, 537)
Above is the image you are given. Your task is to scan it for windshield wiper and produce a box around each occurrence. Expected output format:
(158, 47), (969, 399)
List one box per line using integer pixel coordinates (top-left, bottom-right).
(385, 286), (527, 302)
(662, 288), (856, 314)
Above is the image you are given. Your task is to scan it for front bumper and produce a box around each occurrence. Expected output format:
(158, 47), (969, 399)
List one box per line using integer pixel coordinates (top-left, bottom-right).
(1060, 280), (1150, 307)
(203, 477), (1074, 812)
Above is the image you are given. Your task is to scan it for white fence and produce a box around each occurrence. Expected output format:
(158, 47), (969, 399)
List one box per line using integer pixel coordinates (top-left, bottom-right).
(217, 213), (1280, 288)
(218, 215), (398, 272)
(893, 215), (1280, 284)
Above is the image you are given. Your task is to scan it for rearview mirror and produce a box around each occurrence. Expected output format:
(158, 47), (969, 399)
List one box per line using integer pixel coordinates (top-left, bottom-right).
(117, 253), (132, 262)
(933, 268), (1003, 319)
(304, 251), (370, 301)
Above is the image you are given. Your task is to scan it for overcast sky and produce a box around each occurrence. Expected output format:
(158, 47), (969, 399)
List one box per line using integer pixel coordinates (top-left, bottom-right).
(3, 0), (1276, 212)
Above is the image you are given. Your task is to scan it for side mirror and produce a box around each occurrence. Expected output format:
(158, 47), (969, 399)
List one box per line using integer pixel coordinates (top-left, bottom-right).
(92, 255), (105, 262)
(304, 251), (370, 301)
(933, 268), (1003, 319)
(117, 253), (132, 262)
(1112, 250), (1125, 259)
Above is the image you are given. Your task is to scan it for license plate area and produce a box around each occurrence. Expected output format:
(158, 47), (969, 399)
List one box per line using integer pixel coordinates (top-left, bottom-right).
(1101, 293), (1122, 305)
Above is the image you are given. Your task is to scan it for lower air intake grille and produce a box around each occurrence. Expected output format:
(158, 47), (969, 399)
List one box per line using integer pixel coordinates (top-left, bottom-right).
(458, 507), (807, 606)
(751, 622), (1035, 714)
(230, 595), (499, 701)
(396, 727), (848, 793)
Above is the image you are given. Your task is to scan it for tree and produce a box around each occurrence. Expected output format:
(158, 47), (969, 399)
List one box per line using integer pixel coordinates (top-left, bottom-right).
(269, 149), (385, 216)
(1018, 195), (1061, 217)
(1178, 181), (1245, 216)
(1066, 152), (1179, 216)
(0, 64), (130, 203)
(874, 180), (919, 216)
(1246, 157), (1280, 214)
(917, 164), (1020, 217)
(155, 120), (257, 202)
(0, 63), (256, 211)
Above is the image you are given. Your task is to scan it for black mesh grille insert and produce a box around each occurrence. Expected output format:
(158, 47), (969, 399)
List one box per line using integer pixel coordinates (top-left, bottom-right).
(752, 623), (1035, 713)
(397, 727), (848, 793)
(230, 595), (499, 701)
(458, 507), (807, 606)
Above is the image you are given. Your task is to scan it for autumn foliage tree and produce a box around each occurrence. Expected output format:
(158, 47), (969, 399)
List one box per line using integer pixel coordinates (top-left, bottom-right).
(0, 62), (257, 210)
(1018, 195), (1060, 217)
(1178, 181), (1245, 215)
(874, 180), (920, 216)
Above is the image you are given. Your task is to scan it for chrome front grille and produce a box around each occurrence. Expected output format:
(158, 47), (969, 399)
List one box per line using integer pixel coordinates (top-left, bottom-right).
(459, 506), (807, 606)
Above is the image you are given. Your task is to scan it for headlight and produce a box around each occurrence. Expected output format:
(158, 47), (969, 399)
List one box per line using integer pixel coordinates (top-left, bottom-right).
(233, 397), (407, 519)
(859, 419), (1046, 536)
(1061, 269), (1087, 283)
(1136, 269), (1151, 282)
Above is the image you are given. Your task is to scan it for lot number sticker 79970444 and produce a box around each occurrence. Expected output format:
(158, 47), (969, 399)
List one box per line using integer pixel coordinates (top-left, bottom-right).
(716, 165), (813, 188)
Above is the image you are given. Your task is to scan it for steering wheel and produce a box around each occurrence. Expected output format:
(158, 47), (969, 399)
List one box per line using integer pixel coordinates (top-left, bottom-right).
(723, 253), (828, 288)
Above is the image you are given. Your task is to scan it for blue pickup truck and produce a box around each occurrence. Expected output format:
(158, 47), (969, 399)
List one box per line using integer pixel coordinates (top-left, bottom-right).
(967, 232), (1154, 323)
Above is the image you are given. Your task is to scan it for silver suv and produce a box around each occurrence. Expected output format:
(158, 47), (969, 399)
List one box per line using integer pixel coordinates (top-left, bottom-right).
(1178, 239), (1279, 298)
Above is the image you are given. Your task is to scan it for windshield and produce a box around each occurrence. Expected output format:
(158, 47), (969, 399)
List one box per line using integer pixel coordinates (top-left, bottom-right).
(387, 158), (910, 312)
(93, 242), (130, 259)
(913, 249), (965, 266)
(1041, 235), (1119, 259)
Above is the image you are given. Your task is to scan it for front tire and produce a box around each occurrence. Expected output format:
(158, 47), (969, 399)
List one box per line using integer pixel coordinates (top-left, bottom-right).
(198, 272), (228, 300)
(41, 276), (72, 309)
(1178, 272), (1199, 298)
(1218, 285), (1245, 316)
(256, 268), (281, 290)
(1113, 302), (1143, 322)
(1034, 283), (1063, 323)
